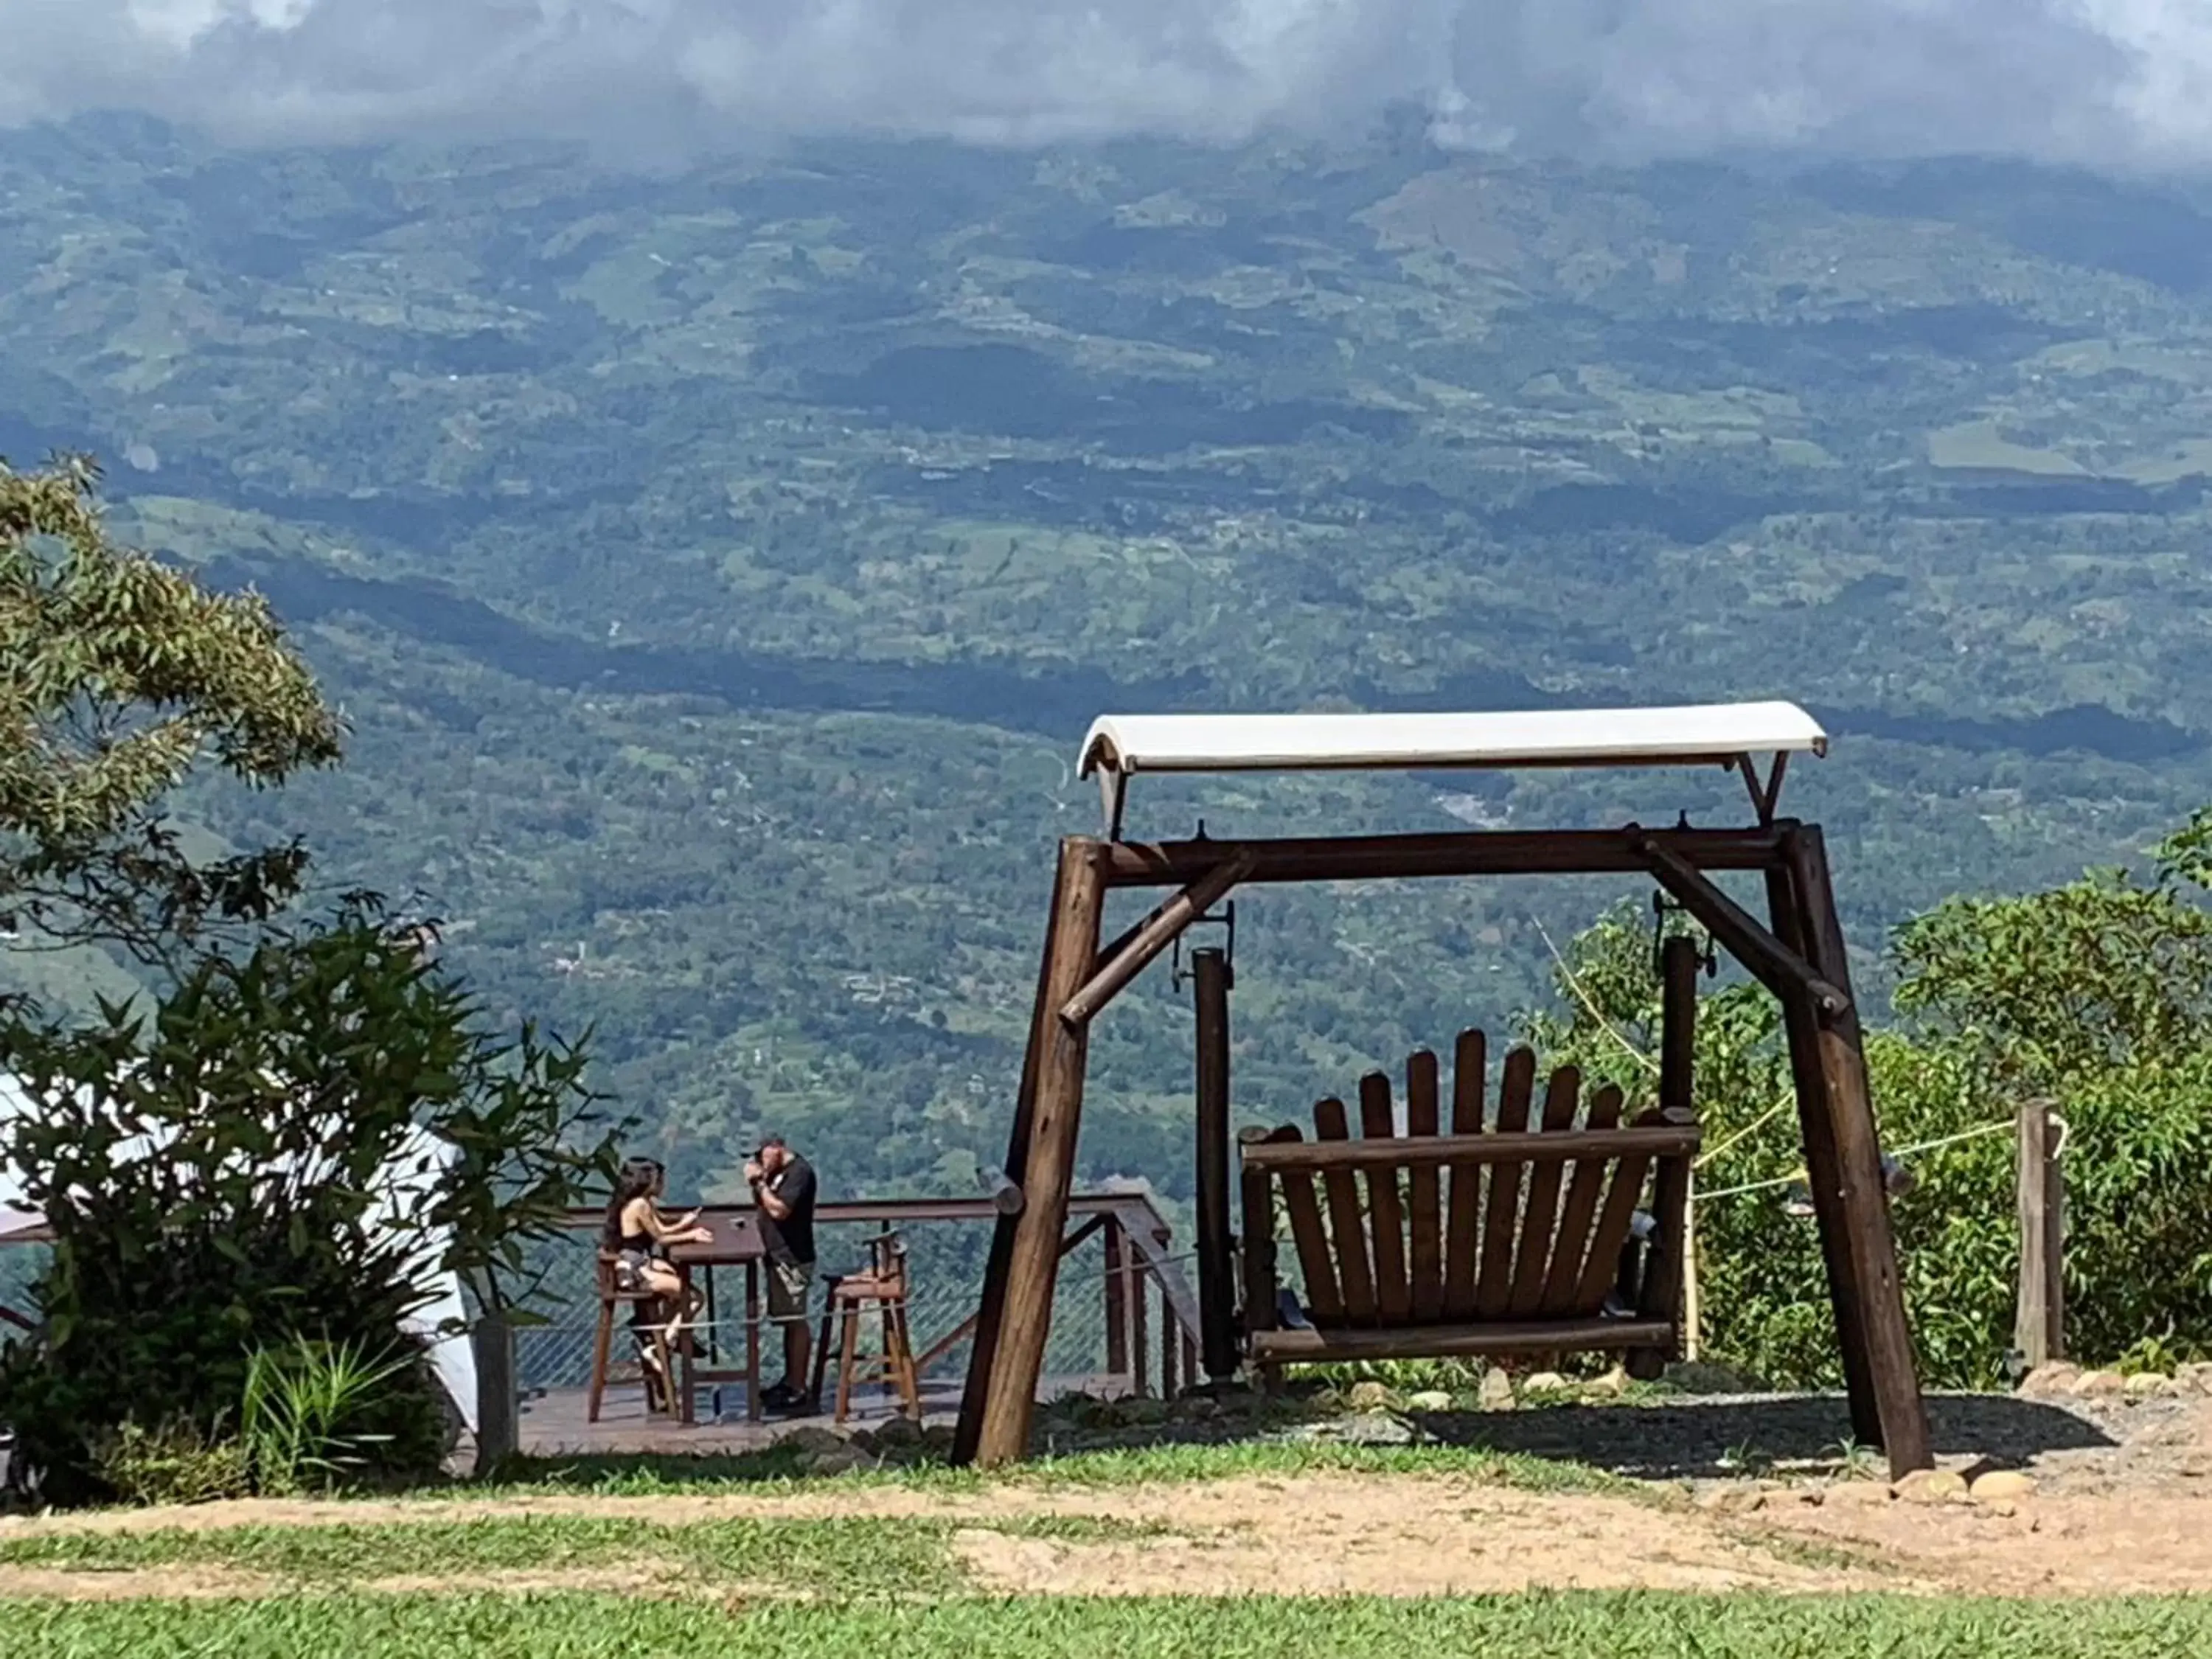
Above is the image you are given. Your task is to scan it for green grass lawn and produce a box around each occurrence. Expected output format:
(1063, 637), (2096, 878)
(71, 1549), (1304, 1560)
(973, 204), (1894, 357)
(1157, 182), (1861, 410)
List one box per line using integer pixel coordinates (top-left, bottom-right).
(0, 1514), (965, 1593)
(461, 1437), (1630, 1500)
(7, 1593), (2212, 1659)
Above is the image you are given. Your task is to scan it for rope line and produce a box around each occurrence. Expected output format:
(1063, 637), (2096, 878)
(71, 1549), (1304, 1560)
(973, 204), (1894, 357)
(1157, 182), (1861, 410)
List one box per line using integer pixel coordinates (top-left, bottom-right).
(1531, 916), (1660, 1077)
(1694, 1116), (2016, 1203)
(1693, 1090), (1795, 1172)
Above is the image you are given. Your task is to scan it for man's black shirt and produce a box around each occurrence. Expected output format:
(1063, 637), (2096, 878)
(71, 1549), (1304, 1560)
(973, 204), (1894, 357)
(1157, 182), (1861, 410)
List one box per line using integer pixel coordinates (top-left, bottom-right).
(759, 1154), (816, 1266)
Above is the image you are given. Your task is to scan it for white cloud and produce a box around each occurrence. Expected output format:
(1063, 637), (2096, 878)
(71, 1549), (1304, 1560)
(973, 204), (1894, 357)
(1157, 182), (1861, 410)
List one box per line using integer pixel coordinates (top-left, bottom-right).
(0, 0), (2207, 168)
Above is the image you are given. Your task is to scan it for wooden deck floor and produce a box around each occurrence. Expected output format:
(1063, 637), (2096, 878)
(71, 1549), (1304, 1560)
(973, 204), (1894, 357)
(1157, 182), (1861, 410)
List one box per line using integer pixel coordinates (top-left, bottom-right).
(518, 1374), (1124, 1457)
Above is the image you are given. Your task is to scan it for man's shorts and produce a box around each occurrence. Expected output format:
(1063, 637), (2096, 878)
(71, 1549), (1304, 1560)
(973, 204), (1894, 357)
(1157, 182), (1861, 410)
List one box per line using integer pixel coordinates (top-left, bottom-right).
(767, 1258), (815, 1324)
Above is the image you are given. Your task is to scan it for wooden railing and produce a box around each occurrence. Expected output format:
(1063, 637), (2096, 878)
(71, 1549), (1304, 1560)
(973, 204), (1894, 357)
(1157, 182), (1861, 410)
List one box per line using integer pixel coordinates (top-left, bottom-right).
(1104, 1203), (1206, 1400)
(561, 1189), (1206, 1401)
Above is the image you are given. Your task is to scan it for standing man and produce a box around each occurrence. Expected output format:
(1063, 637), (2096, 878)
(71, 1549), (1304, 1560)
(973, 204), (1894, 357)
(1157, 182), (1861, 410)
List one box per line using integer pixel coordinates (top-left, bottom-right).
(745, 1135), (817, 1413)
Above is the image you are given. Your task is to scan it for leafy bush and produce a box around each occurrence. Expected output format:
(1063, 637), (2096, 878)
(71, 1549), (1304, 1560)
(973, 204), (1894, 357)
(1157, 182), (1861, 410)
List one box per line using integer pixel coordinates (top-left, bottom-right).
(242, 1336), (413, 1497)
(0, 896), (623, 1504)
(1526, 860), (2212, 1392)
(90, 1418), (254, 1507)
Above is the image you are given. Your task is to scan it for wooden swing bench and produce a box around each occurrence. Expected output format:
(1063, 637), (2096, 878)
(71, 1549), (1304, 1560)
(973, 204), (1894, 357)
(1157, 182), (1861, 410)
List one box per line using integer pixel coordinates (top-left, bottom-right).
(1238, 1031), (1697, 1374)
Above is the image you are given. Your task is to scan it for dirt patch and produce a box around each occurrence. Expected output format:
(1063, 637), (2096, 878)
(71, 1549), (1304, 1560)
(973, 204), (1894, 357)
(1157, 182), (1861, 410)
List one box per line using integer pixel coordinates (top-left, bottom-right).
(0, 1561), (768, 1603)
(0, 1488), (963, 1538)
(952, 1480), (1889, 1597)
(1762, 1492), (2212, 1597)
(0, 1565), (276, 1601)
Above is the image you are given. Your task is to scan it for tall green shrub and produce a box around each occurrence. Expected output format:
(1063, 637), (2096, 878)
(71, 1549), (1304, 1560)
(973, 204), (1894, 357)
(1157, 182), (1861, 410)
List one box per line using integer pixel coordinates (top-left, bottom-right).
(0, 897), (622, 1503)
(1525, 854), (2212, 1391)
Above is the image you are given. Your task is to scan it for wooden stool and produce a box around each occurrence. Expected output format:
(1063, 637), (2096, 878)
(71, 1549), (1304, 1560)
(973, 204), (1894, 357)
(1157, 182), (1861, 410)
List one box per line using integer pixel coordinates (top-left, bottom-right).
(808, 1232), (922, 1425)
(588, 1251), (677, 1423)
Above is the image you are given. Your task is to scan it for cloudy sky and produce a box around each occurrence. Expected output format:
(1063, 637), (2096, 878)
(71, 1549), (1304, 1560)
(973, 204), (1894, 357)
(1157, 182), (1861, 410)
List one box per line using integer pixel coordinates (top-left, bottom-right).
(1, 0), (2207, 167)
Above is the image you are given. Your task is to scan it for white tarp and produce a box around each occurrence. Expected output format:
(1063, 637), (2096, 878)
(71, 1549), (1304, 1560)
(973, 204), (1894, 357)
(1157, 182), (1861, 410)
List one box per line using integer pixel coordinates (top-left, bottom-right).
(0, 1071), (477, 1433)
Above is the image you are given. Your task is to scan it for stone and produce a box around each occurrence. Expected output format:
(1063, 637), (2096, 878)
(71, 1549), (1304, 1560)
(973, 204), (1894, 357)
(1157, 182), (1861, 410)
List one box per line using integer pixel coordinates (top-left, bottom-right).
(1523, 1371), (1572, 1395)
(1665, 1360), (1759, 1396)
(1172, 1395), (1220, 1422)
(2015, 1361), (2081, 1399)
(1584, 1366), (1630, 1397)
(2176, 1362), (2212, 1395)
(1405, 1390), (1454, 1413)
(922, 1422), (957, 1450)
(1969, 1470), (2039, 1503)
(800, 1445), (871, 1477)
(872, 1416), (925, 1447)
(1823, 1480), (1894, 1508)
(779, 1425), (849, 1458)
(2069, 1369), (2126, 1399)
(1893, 1469), (1970, 1506)
(1119, 1398), (1169, 1427)
(2124, 1371), (2168, 1399)
(1335, 1410), (1416, 1446)
(1478, 1369), (1517, 1412)
(1346, 1380), (1394, 1412)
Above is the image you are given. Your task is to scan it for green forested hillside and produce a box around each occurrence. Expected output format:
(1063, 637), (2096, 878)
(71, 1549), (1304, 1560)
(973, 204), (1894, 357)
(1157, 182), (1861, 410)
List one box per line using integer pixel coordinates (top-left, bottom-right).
(5, 116), (2212, 1210)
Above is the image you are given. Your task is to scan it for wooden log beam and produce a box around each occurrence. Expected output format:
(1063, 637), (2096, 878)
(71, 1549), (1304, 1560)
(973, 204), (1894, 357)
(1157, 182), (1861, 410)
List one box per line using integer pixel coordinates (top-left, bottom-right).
(1630, 934), (1701, 1381)
(951, 850), (1071, 1467)
(1103, 826), (1789, 888)
(967, 838), (1110, 1467)
(1060, 853), (1253, 1026)
(1192, 947), (1240, 1384)
(1250, 1316), (1676, 1363)
(1632, 833), (1849, 1015)
(1240, 1124), (1701, 1175)
(979, 1169), (1025, 1217)
(1782, 825), (1933, 1478)
(1765, 863), (1881, 1445)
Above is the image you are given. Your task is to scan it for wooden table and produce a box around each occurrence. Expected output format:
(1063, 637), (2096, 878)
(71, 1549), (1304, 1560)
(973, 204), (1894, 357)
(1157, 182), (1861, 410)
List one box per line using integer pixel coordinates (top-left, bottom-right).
(667, 1214), (765, 1425)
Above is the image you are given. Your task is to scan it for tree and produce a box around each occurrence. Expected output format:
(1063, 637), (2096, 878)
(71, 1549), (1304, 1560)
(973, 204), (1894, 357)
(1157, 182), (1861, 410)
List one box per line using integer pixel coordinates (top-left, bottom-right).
(1522, 828), (2212, 1391)
(1893, 839), (2212, 1088)
(1893, 830), (2212, 1371)
(0, 895), (627, 1503)
(1, 454), (344, 970)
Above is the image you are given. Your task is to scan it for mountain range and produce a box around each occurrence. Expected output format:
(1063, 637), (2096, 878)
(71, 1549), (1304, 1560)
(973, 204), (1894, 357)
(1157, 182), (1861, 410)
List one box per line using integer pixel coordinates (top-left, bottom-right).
(5, 115), (2211, 1209)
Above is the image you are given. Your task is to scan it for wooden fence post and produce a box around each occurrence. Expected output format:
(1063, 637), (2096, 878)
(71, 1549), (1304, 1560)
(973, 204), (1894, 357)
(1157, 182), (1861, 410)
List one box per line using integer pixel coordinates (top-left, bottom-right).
(2014, 1099), (2065, 1369)
(470, 1309), (518, 1475)
(1103, 1217), (1129, 1387)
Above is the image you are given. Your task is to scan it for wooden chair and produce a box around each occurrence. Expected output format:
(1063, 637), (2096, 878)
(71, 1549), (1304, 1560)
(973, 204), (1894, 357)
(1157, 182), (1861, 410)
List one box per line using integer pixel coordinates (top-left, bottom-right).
(587, 1251), (678, 1423)
(1239, 1032), (1697, 1380)
(807, 1231), (922, 1425)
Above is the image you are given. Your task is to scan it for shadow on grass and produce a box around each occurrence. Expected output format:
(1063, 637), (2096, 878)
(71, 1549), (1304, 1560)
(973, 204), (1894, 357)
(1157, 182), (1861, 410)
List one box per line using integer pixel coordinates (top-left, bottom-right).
(472, 1443), (821, 1492)
(466, 1391), (2118, 1495)
(1412, 1393), (2117, 1478)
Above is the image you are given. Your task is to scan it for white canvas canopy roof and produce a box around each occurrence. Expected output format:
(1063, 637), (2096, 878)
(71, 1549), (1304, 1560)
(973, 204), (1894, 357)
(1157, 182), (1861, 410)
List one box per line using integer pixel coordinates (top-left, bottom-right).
(1077, 701), (1827, 835)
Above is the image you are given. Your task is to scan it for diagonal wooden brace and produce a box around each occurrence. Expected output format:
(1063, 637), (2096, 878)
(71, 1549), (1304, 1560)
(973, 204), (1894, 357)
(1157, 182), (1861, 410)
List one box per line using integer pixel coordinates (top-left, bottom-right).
(1059, 851), (1254, 1027)
(1631, 832), (1850, 1016)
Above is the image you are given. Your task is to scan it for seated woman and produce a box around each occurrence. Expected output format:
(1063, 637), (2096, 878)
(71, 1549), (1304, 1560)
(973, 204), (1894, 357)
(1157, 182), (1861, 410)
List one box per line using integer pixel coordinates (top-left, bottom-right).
(601, 1158), (712, 1382)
